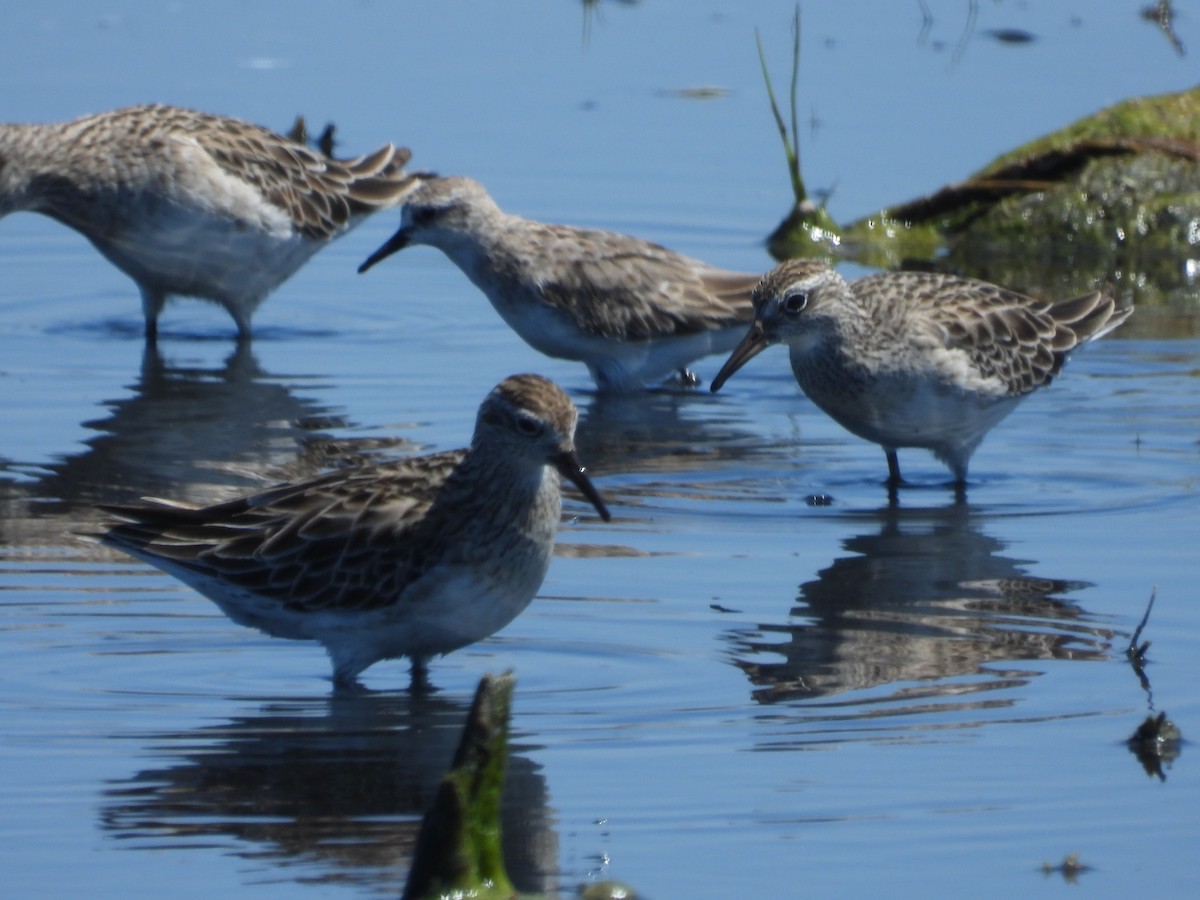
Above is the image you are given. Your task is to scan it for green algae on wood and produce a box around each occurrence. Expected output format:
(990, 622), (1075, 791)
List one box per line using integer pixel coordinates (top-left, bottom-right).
(403, 673), (517, 900)
(983, 87), (1200, 172)
(401, 672), (641, 900)
(942, 148), (1200, 304)
(874, 86), (1200, 238)
(827, 86), (1200, 307)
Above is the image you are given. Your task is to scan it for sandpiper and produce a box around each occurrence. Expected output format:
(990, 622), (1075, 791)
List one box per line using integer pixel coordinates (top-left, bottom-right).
(0, 104), (418, 339)
(100, 374), (610, 688)
(710, 260), (1132, 488)
(357, 175), (761, 392)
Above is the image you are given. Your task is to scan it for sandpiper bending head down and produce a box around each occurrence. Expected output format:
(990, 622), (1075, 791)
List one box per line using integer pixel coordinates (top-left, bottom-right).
(0, 103), (418, 339)
(711, 259), (1132, 489)
(359, 175), (762, 392)
(100, 374), (610, 690)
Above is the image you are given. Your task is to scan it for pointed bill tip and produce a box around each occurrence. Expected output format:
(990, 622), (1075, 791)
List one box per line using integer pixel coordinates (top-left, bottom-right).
(710, 323), (768, 393)
(708, 367), (733, 393)
(357, 228), (410, 274)
(554, 451), (611, 522)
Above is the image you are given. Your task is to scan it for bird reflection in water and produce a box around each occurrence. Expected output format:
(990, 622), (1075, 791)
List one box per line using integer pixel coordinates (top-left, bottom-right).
(573, 388), (797, 511)
(1, 342), (409, 550)
(99, 689), (556, 894)
(727, 502), (1114, 718)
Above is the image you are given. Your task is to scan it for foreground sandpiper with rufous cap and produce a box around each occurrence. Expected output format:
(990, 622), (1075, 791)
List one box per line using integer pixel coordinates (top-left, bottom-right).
(358, 175), (761, 392)
(711, 259), (1132, 489)
(100, 374), (610, 689)
(0, 103), (419, 339)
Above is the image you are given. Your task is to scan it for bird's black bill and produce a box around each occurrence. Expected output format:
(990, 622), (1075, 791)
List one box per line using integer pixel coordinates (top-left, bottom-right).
(553, 450), (611, 522)
(357, 228), (411, 274)
(710, 323), (769, 392)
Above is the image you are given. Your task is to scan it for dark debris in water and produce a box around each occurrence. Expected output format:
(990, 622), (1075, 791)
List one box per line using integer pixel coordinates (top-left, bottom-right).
(985, 28), (1037, 45)
(1127, 712), (1182, 781)
(1141, 0), (1186, 57)
(805, 493), (834, 507)
(1041, 852), (1092, 883)
(1126, 588), (1158, 694)
(658, 85), (729, 101)
(1126, 587), (1157, 665)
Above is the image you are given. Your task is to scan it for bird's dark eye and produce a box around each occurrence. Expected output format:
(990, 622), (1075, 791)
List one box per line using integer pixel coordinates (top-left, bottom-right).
(408, 206), (437, 227)
(783, 290), (809, 314)
(514, 414), (543, 436)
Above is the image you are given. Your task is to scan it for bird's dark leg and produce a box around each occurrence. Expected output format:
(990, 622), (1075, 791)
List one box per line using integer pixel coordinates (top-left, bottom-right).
(952, 480), (968, 505)
(140, 288), (165, 344)
(332, 670), (367, 694)
(885, 450), (903, 488)
(409, 656), (434, 694)
(232, 309), (254, 343)
(950, 460), (968, 502)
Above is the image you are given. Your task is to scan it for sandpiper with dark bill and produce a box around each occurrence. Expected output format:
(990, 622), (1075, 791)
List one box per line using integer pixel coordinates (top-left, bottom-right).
(710, 260), (1132, 489)
(358, 175), (762, 392)
(0, 104), (419, 339)
(99, 374), (610, 689)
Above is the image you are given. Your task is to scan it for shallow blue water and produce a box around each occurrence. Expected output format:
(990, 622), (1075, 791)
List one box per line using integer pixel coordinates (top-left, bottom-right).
(2, 2), (1198, 897)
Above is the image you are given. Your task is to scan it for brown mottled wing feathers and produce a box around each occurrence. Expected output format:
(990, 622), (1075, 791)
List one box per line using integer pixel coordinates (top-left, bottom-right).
(152, 105), (415, 239)
(102, 450), (465, 612)
(529, 226), (758, 339)
(859, 272), (1125, 395)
